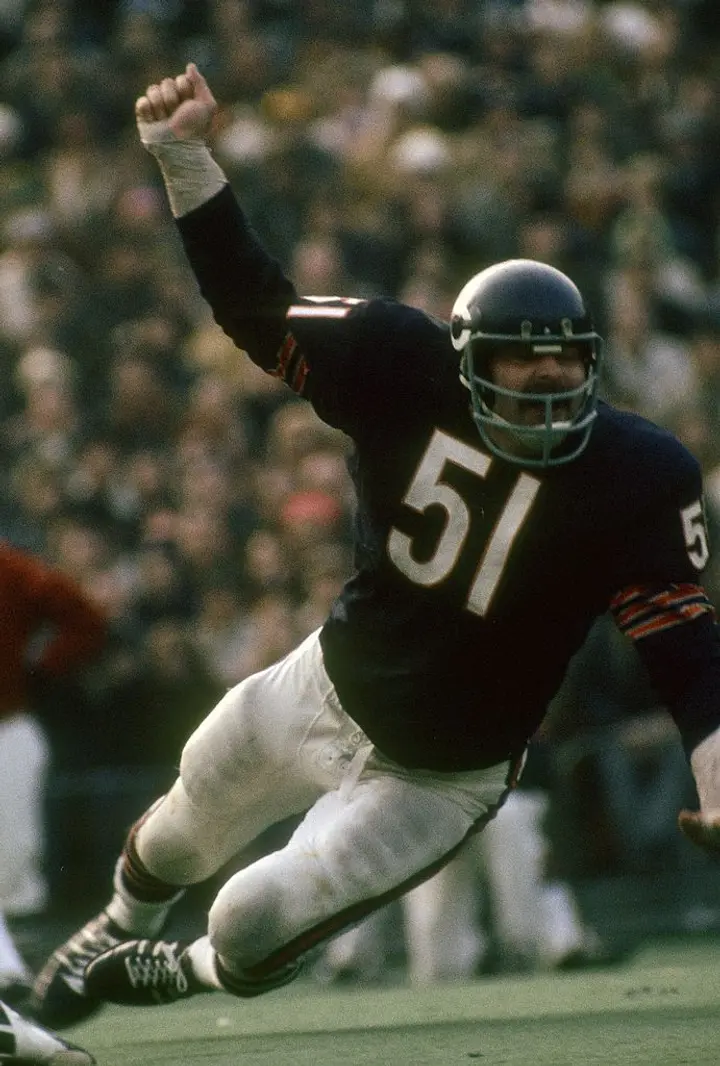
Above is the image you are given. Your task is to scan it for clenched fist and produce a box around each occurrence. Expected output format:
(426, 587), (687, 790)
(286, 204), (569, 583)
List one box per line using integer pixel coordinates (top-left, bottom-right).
(135, 62), (217, 145)
(133, 62), (226, 217)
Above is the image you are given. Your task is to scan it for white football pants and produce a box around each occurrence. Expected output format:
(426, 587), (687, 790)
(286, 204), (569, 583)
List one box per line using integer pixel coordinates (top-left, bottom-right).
(325, 788), (588, 983)
(135, 629), (519, 974)
(0, 713), (49, 917)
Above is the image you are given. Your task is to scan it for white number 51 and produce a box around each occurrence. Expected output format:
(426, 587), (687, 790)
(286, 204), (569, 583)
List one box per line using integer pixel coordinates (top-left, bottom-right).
(387, 429), (540, 616)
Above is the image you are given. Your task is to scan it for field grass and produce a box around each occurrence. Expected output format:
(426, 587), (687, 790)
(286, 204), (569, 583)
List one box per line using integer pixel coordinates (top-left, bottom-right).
(72, 936), (720, 1066)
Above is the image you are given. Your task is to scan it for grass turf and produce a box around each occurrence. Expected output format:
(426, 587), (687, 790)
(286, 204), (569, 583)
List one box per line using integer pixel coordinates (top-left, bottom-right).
(71, 936), (720, 1066)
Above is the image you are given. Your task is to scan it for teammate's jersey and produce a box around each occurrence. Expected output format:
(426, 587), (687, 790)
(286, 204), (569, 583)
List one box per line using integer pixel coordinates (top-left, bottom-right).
(177, 186), (717, 770)
(0, 541), (107, 719)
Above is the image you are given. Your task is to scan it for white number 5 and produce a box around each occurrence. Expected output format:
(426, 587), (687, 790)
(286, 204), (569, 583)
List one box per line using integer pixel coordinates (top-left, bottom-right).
(387, 429), (540, 616)
(681, 500), (710, 570)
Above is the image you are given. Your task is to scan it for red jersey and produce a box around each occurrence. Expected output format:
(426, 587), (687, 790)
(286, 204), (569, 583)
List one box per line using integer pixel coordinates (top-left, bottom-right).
(0, 541), (107, 718)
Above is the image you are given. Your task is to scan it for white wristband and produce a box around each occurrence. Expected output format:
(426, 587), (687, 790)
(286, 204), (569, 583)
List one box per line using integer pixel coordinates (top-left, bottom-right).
(138, 120), (227, 218)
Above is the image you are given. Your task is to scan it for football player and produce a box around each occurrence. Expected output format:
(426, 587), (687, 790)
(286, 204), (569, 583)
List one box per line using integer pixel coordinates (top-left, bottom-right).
(0, 542), (107, 1011)
(0, 999), (94, 1064)
(32, 64), (720, 1025)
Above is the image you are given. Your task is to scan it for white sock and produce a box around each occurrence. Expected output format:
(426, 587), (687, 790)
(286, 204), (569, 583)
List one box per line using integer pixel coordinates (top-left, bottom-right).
(185, 936), (223, 990)
(104, 858), (185, 937)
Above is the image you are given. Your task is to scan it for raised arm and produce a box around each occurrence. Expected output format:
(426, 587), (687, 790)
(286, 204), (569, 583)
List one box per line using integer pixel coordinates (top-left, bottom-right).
(135, 63), (298, 374)
(135, 62), (226, 218)
(133, 65), (436, 437)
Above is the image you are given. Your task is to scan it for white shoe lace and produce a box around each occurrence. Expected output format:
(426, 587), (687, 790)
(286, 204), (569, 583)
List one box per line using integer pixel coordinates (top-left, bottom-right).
(124, 942), (189, 994)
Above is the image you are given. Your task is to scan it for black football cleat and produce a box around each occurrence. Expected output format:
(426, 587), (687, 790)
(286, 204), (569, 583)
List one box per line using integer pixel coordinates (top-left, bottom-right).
(86, 938), (303, 1006)
(85, 939), (204, 1007)
(30, 912), (127, 1030)
(0, 997), (96, 1064)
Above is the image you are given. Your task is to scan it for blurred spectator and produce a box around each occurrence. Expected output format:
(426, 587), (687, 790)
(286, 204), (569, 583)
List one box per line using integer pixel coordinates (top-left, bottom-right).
(546, 614), (697, 878)
(195, 582), (251, 688)
(128, 617), (223, 764)
(610, 153), (676, 271)
(279, 488), (345, 555)
(129, 541), (196, 635)
(103, 355), (181, 454)
(602, 266), (694, 421)
(231, 590), (299, 679)
(294, 541), (351, 635)
(240, 527), (293, 602)
(0, 209), (64, 345)
(0, 539), (106, 998)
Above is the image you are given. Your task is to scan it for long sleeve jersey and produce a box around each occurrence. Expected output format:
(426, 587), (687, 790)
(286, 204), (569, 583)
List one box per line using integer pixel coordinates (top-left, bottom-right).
(175, 186), (720, 770)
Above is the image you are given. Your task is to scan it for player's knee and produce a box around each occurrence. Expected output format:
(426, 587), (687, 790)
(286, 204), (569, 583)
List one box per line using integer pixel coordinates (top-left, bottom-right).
(208, 869), (288, 968)
(139, 833), (218, 885)
(207, 841), (376, 971)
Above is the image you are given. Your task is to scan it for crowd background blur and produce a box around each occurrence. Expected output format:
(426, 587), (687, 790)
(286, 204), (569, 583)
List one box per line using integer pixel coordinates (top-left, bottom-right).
(1, 0), (719, 973)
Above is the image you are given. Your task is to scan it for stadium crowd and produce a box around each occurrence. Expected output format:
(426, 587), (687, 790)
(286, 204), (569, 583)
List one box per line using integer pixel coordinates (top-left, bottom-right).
(0, 0), (719, 960)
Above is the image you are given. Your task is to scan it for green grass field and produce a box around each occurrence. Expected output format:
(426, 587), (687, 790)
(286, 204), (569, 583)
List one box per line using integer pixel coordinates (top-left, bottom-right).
(73, 937), (720, 1066)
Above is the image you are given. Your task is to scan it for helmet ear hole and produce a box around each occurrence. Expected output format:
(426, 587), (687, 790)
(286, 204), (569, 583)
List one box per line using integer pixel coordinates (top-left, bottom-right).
(450, 315), (466, 340)
(450, 314), (472, 351)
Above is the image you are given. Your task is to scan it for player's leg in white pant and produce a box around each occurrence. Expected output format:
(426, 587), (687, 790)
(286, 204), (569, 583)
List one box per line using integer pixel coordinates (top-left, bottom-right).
(35, 629), (360, 1025)
(0, 910), (32, 1007)
(318, 908), (391, 983)
(480, 789), (592, 968)
(134, 629), (374, 884)
(82, 631), (521, 1005)
(0, 714), (50, 917)
(401, 850), (485, 984)
(478, 789), (550, 965)
(537, 881), (588, 966)
(84, 754), (517, 1003)
(204, 747), (513, 981)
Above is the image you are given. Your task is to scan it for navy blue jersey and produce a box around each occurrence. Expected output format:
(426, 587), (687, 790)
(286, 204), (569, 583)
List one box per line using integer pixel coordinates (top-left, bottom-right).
(177, 186), (719, 770)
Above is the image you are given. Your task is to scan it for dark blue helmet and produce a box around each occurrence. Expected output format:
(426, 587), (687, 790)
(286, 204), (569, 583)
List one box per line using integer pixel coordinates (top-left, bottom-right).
(450, 259), (603, 467)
